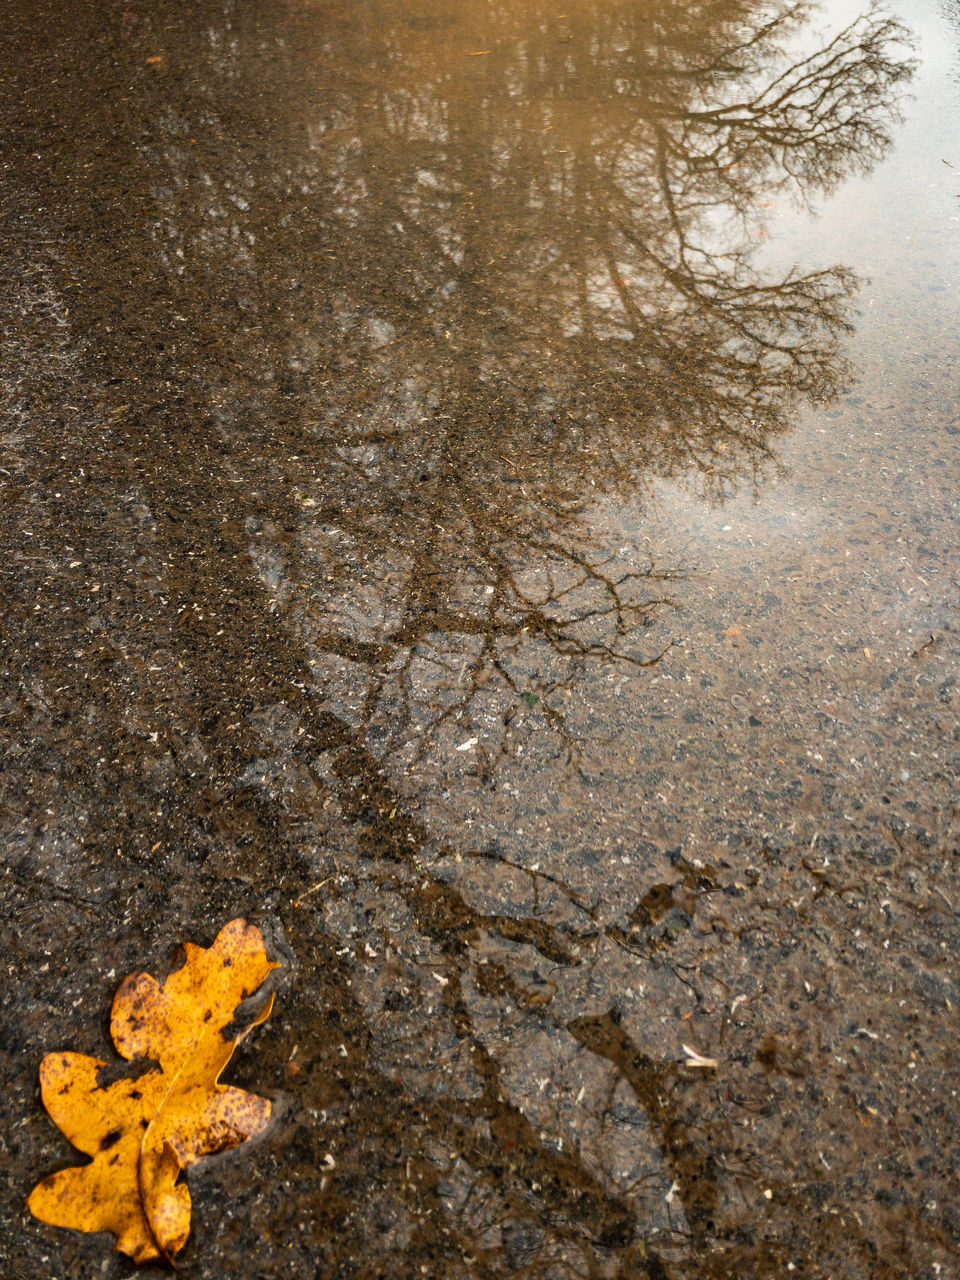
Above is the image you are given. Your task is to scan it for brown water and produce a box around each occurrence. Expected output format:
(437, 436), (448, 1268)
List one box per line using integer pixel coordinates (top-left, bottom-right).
(1, 1), (959, 1277)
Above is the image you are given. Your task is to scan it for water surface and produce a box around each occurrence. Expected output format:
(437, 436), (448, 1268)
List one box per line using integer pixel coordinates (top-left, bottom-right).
(1, 1), (958, 1276)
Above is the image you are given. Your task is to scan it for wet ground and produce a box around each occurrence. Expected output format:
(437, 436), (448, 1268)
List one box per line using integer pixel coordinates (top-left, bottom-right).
(2, 0), (959, 1276)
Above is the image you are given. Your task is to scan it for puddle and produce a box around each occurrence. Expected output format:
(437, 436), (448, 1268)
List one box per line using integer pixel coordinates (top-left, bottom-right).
(1, 0), (958, 1276)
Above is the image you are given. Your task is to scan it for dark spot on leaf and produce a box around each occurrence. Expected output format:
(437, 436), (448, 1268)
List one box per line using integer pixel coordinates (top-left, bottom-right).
(96, 1057), (160, 1088)
(100, 1129), (122, 1151)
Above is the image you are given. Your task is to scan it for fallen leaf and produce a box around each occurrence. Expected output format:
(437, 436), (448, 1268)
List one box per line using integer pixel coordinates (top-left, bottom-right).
(28, 918), (279, 1264)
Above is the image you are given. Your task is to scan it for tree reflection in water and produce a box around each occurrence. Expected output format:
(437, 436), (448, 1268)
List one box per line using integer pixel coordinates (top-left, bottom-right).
(161, 0), (909, 780)
(151, 4), (907, 1273)
(13, 0), (917, 1274)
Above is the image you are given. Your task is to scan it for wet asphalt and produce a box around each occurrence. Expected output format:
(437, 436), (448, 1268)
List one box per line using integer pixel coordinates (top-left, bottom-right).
(2, 1), (959, 1277)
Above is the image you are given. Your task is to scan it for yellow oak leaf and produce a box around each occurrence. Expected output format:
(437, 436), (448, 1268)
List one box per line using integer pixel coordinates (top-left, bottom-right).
(28, 918), (280, 1264)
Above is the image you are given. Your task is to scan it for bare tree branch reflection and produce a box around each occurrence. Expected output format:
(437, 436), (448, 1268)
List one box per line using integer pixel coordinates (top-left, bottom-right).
(169, 0), (910, 777)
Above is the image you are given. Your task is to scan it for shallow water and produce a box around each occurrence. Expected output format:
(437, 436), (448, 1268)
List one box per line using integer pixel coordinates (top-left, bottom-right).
(1, 1), (958, 1276)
